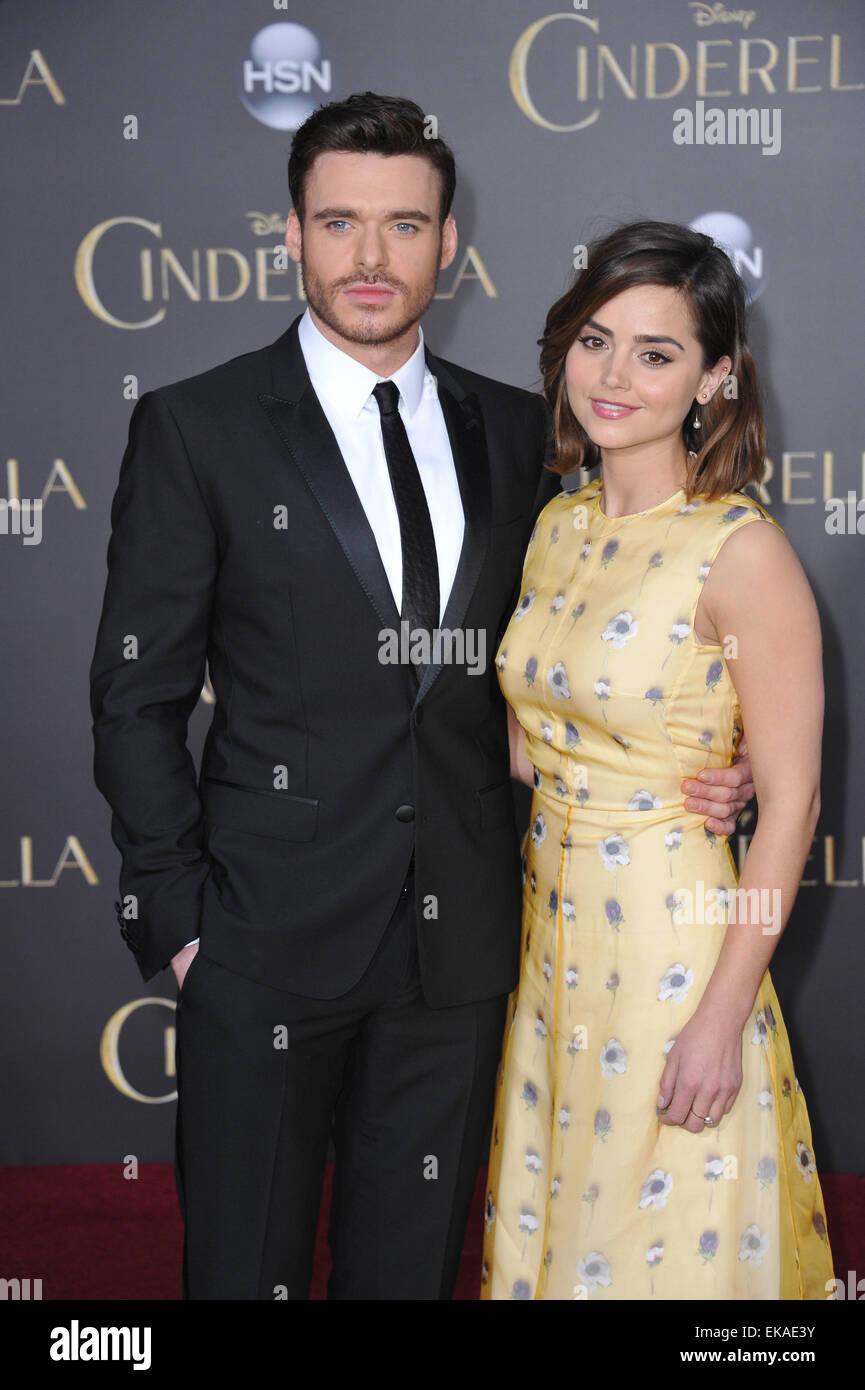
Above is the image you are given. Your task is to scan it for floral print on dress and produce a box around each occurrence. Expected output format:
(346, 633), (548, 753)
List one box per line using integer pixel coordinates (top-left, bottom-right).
(480, 482), (833, 1301)
(697, 1230), (719, 1264)
(600, 1039), (627, 1077)
(662, 620), (690, 668)
(795, 1142), (816, 1184)
(637, 550), (663, 596)
(567, 601), (586, 632)
(705, 1157), (724, 1210)
(739, 1225), (769, 1266)
(598, 833), (629, 871)
(639, 1170), (673, 1211)
(577, 1252), (612, 1294)
(514, 589), (536, 621)
(647, 1240), (664, 1293)
(756, 1156), (777, 1188)
(605, 898), (624, 932)
(541, 592), (566, 636)
(601, 611), (638, 649)
(547, 661), (570, 698)
(594, 1108), (612, 1141)
(594, 676), (611, 720)
(658, 963), (694, 1004)
(751, 1010), (770, 1050)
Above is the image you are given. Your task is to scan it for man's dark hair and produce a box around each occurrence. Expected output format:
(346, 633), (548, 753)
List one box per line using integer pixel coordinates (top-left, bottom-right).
(288, 91), (456, 226)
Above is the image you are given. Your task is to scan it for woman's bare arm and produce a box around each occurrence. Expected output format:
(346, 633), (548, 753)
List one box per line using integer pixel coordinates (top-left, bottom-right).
(507, 704), (535, 787)
(659, 519), (823, 1131)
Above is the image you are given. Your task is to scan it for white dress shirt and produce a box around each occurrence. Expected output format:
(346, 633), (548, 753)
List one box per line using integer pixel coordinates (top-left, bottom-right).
(297, 306), (465, 624)
(180, 310), (466, 955)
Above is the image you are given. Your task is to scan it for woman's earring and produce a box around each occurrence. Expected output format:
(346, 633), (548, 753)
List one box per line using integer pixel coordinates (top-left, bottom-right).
(693, 392), (709, 430)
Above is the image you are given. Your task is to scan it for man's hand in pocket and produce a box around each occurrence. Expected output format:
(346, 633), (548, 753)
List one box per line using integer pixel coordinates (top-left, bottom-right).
(172, 941), (199, 990)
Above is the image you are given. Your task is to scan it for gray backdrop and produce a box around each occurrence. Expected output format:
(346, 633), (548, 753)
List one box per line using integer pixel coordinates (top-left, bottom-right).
(1, 0), (862, 1170)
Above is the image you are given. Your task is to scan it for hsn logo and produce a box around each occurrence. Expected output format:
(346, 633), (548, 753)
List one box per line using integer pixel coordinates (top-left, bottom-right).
(688, 212), (766, 304)
(240, 23), (332, 132)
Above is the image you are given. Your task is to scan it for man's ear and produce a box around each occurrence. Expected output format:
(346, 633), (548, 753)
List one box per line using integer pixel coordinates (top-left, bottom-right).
(439, 213), (458, 272)
(285, 208), (302, 265)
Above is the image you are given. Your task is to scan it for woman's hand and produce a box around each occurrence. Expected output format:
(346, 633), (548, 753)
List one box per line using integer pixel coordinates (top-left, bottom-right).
(656, 1003), (745, 1132)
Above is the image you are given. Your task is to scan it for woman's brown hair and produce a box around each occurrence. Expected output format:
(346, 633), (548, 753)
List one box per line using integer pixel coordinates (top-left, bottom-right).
(539, 220), (766, 498)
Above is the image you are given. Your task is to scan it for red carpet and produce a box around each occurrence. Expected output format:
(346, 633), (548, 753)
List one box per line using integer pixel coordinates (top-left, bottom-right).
(0, 1165), (860, 1300)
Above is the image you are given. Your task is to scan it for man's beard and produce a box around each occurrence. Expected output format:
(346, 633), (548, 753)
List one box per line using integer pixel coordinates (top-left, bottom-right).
(300, 259), (439, 346)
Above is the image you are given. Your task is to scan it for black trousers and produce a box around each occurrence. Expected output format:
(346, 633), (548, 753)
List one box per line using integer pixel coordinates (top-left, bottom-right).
(174, 866), (508, 1299)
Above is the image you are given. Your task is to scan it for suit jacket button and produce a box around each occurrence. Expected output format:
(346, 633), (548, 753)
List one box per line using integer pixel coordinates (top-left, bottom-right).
(395, 804), (415, 822)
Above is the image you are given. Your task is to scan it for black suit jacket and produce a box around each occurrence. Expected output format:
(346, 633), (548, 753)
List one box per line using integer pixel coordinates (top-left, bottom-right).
(89, 314), (559, 1007)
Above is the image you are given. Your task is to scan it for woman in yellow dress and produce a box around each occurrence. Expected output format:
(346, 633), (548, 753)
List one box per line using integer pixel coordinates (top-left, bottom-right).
(481, 221), (834, 1300)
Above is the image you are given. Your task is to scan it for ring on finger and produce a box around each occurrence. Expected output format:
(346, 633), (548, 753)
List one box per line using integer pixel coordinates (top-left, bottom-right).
(689, 1104), (714, 1126)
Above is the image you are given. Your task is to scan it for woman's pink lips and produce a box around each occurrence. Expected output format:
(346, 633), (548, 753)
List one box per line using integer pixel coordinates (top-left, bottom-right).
(591, 399), (639, 419)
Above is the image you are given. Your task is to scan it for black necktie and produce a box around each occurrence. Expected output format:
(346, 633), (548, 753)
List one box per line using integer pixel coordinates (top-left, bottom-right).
(372, 380), (440, 671)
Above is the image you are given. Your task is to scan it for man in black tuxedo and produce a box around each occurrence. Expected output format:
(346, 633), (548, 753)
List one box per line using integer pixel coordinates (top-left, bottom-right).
(89, 93), (751, 1299)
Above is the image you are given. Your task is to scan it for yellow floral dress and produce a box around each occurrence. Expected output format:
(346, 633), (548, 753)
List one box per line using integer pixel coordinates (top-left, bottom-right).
(480, 478), (834, 1301)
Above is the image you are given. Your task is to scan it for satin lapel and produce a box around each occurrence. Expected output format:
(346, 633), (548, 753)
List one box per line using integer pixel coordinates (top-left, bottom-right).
(258, 328), (401, 634)
(259, 320), (492, 703)
(414, 367), (491, 705)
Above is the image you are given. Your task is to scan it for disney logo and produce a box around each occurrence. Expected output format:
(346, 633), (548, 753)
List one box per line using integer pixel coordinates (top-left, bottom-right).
(689, 3), (756, 29)
(245, 211), (286, 237)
